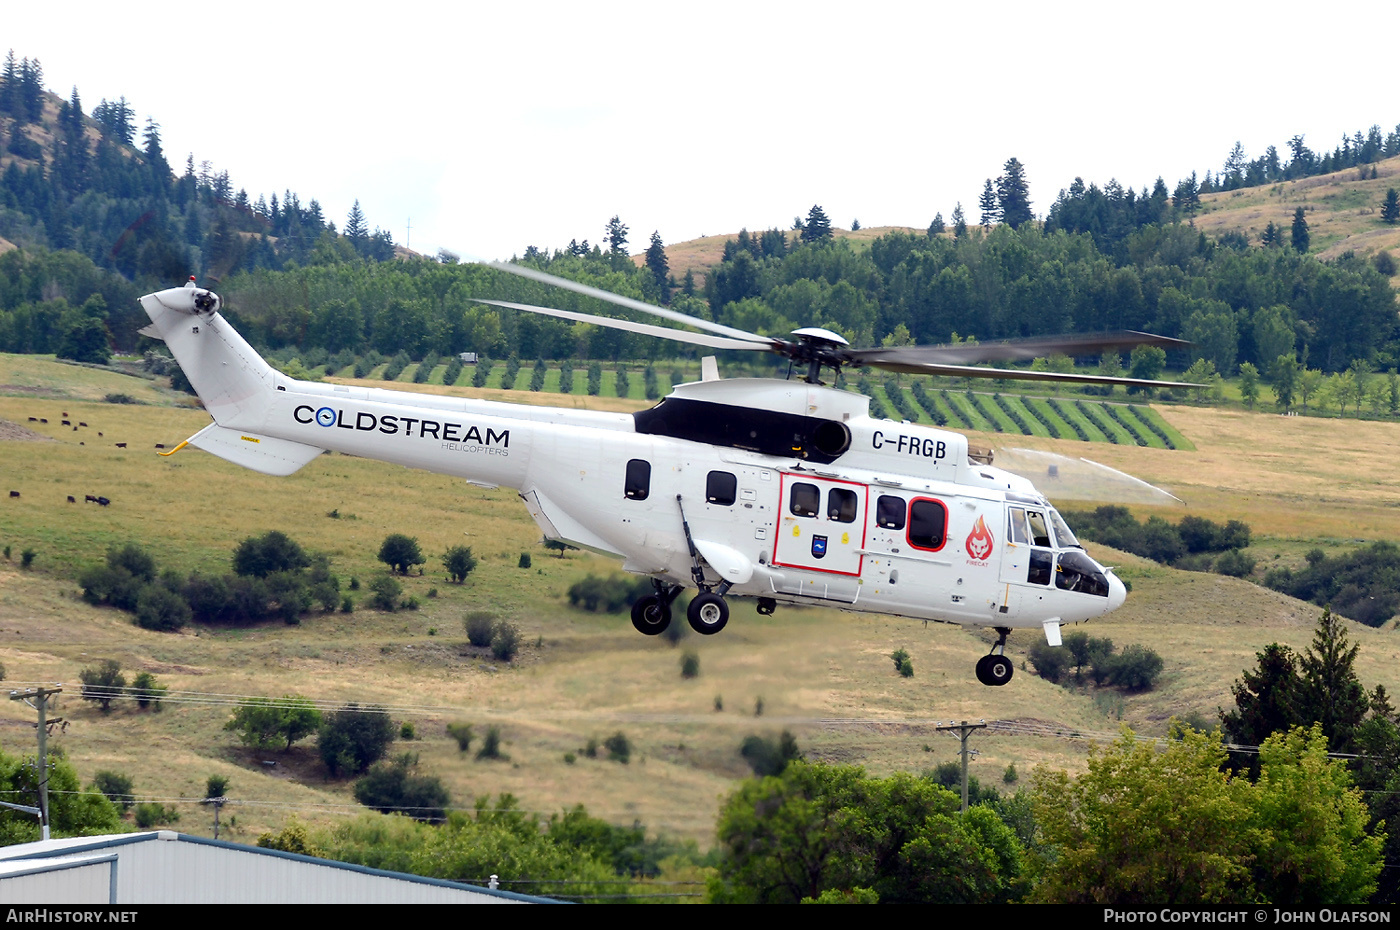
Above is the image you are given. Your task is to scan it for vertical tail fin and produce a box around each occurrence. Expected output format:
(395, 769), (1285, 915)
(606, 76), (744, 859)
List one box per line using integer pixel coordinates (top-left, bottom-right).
(138, 280), (279, 426)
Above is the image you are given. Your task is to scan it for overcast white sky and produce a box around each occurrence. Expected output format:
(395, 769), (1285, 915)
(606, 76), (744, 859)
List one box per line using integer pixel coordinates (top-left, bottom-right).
(9, 1), (1396, 261)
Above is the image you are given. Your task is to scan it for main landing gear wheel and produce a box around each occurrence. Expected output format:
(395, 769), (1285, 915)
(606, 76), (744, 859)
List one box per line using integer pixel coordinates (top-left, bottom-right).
(975, 654), (1014, 687)
(630, 594), (671, 635)
(687, 592), (729, 634)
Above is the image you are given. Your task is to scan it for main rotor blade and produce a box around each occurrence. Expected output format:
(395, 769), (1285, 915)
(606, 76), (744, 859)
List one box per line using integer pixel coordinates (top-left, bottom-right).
(852, 331), (1189, 368)
(866, 359), (1203, 390)
(474, 299), (772, 352)
(490, 261), (773, 345)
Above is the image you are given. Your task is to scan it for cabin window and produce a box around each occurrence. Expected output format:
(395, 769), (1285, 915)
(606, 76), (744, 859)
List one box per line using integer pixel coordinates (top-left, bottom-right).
(1028, 549), (1053, 585)
(827, 487), (858, 523)
(876, 495), (906, 530)
(907, 498), (948, 550)
(790, 482), (820, 517)
(1007, 507), (1029, 545)
(706, 471), (738, 505)
(624, 459), (651, 500)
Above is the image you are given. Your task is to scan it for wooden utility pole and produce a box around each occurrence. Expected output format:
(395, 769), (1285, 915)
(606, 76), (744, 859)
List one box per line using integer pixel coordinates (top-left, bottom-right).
(8, 685), (65, 840)
(935, 719), (987, 813)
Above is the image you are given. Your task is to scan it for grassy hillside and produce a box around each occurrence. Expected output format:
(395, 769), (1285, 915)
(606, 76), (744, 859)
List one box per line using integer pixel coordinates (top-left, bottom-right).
(0, 354), (1397, 851)
(1194, 154), (1400, 270)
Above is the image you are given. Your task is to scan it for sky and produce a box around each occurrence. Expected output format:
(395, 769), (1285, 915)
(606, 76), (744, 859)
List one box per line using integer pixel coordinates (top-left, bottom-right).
(8, 1), (1397, 262)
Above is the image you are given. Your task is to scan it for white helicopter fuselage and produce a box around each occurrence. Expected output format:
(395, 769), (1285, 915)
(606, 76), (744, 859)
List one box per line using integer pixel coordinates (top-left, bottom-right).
(139, 282), (1125, 669)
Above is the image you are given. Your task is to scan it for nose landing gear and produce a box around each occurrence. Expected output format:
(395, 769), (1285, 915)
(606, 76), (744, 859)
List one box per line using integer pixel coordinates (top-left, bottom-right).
(975, 628), (1014, 686)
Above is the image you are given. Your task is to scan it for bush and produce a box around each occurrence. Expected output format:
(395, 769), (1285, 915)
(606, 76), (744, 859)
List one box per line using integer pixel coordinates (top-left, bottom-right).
(491, 622), (520, 662)
(319, 704), (395, 777)
(378, 534), (424, 575)
(400, 722), (416, 740)
(225, 695), (322, 751)
(205, 774), (230, 799)
(477, 725), (506, 760)
(80, 660), (126, 714)
(604, 731), (632, 764)
(131, 671), (167, 711)
(447, 722), (474, 752)
(1027, 641), (1070, 684)
(1098, 644), (1164, 692)
(518, 552), (532, 569)
(1215, 549), (1257, 578)
(680, 651), (700, 679)
(442, 545), (477, 583)
(354, 754), (450, 822)
(233, 531), (310, 578)
(739, 731), (801, 777)
(135, 585), (190, 632)
(369, 575), (402, 611)
(92, 771), (135, 811)
(134, 802), (179, 828)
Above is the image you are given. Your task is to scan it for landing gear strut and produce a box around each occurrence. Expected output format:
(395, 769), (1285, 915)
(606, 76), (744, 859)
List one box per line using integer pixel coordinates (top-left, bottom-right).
(975, 628), (1014, 686)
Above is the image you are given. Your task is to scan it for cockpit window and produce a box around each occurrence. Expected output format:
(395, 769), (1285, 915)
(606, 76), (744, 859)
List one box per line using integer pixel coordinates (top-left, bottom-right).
(1048, 508), (1080, 548)
(1056, 550), (1109, 596)
(1007, 507), (1029, 545)
(1026, 510), (1052, 548)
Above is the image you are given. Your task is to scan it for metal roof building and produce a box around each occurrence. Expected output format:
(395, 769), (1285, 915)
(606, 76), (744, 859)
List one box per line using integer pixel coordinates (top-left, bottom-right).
(0, 831), (552, 904)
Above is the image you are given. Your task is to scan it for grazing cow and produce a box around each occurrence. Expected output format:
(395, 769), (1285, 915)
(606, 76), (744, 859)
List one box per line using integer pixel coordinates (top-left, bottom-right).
(27, 417), (36, 422)
(62, 420), (70, 426)
(115, 442), (127, 448)
(154, 443), (165, 449)
(79, 422), (88, 427)
(85, 495), (97, 503)
(8, 491), (18, 498)
(73, 426), (78, 431)
(62, 411), (68, 417)
(98, 432), (103, 437)
(96, 497), (111, 507)
(39, 419), (47, 424)
(67, 496), (76, 503)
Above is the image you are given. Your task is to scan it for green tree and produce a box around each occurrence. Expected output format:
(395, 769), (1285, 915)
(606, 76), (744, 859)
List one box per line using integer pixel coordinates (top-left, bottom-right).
(80, 660), (126, 714)
(644, 231), (669, 297)
(319, 704), (395, 776)
(131, 671), (167, 711)
(1298, 607), (1370, 755)
(0, 748), (121, 845)
(978, 179), (999, 227)
(1250, 725), (1384, 905)
(1238, 361), (1260, 409)
(225, 695), (322, 751)
(1270, 354), (1299, 412)
(1292, 206), (1311, 253)
(354, 754), (450, 822)
(378, 534), (424, 575)
(801, 205), (832, 242)
(952, 203), (967, 238)
(1030, 724), (1255, 904)
(233, 530), (309, 578)
(711, 762), (1024, 904)
(441, 545), (477, 584)
(1381, 188), (1399, 225)
(995, 158), (1033, 229)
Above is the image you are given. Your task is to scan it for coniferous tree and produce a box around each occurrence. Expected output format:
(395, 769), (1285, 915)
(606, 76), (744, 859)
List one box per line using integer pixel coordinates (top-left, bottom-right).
(928, 213), (945, 236)
(644, 231), (669, 298)
(801, 205), (832, 242)
(995, 158), (1033, 229)
(1291, 207), (1310, 253)
(344, 200), (368, 254)
(605, 215), (629, 253)
(978, 179), (999, 227)
(1382, 189), (1400, 225)
(951, 202), (967, 238)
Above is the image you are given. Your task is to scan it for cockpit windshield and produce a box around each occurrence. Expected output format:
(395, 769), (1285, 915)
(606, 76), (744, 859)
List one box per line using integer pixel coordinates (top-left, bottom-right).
(1048, 508), (1081, 549)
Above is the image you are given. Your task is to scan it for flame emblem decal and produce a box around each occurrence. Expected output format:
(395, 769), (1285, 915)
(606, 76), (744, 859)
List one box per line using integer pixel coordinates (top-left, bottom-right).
(965, 515), (994, 561)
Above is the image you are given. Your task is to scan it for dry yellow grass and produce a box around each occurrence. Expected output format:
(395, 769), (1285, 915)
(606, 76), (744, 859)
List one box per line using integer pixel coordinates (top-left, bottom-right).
(2, 356), (1399, 848)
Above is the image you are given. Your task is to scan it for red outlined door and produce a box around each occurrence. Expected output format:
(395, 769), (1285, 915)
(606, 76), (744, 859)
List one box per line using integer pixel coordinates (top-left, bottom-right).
(773, 474), (867, 576)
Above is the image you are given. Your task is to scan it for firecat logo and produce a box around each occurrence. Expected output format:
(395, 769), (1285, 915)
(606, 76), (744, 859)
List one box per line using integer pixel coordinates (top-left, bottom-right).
(965, 515), (994, 561)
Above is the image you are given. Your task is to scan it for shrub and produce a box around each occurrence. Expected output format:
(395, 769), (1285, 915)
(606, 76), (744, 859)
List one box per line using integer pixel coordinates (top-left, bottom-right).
(378, 534), (424, 575)
(135, 585), (190, 632)
(446, 722), (474, 752)
(604, 731), (632, 764)
(233, 531), (309, 578)
(400, 722), (416, 740)
(897, 656), (914, 678)
(465, 612), (496, 647)
(477, 725), (506, 760)
(369, 575), (402, 611)
(225, 695), (322, 751)
(1099, 644), (1164, 692)
(518, 552), (531, 569)
(1215, 549), (1257, 578)
(442, 545), (477, 583)
(134, 803), (179, 828)
(1003, 763), (1018, 785)
(353, 753), (450, 822)
(80, 660), (126, 714)
(680, 651), (700, 679)
(491, 622), (520, 662)
(205, 775), (230, 799)
(739, 731), (801, 777)
(93, 771), (135, 811)
(131, 671), (167, 711)
(104, 392), (138, 404)
(1027, 641), (1070, 684)
(318, 704), (395, 777)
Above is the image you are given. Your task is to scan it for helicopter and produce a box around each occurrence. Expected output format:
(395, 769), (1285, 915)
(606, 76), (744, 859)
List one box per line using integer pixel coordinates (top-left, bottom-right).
(137, 267), (1192, 686)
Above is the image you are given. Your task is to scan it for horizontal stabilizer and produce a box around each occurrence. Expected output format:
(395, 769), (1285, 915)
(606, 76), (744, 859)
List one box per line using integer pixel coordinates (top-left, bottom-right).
(185, 423), (325, 477)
